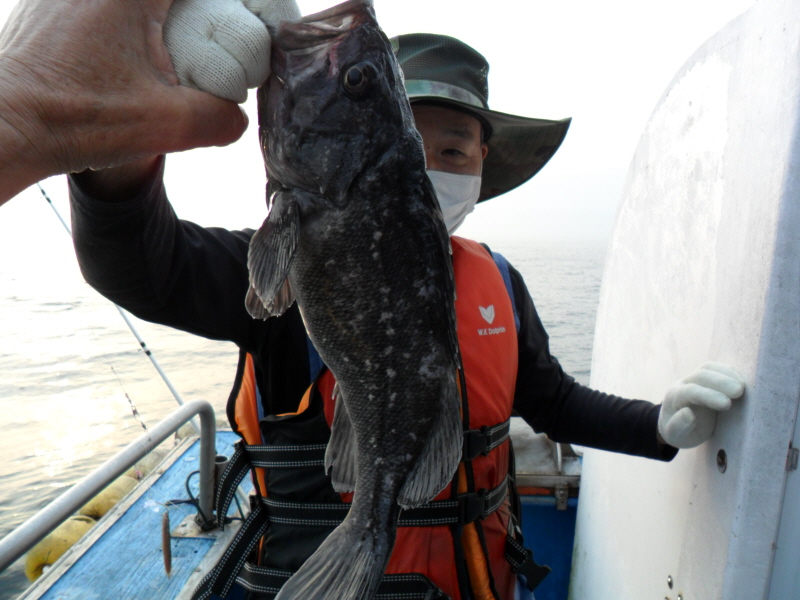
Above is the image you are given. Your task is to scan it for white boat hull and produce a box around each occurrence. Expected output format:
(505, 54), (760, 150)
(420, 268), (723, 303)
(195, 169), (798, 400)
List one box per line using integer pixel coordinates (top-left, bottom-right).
(571, 0), (800, 598)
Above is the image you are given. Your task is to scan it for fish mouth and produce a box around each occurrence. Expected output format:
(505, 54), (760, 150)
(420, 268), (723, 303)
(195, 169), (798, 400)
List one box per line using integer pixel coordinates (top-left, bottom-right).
(275, 0), (375, 52)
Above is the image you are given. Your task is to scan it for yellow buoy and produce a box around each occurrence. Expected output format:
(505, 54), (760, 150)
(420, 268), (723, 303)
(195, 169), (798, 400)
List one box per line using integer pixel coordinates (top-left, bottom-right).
(126, 448), (169, 481)
(24, 515), (96, 581)
(175, 422), (196, 440)
(78, 475), (138, 520)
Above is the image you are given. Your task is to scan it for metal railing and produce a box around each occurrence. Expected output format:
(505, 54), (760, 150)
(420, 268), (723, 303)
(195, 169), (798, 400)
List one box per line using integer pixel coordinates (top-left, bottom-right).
(0, 400), (217, 573)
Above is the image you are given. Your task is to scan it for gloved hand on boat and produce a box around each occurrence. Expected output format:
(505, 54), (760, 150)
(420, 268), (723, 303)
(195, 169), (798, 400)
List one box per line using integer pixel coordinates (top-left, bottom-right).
(658, 362), (746, 449)
(164, 0), (301, 102)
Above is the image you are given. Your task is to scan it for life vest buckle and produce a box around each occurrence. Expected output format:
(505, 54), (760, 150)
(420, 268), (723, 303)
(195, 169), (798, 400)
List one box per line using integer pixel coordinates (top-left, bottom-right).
(457, 488), (488, 524)
(505, 535), (551, 591)
(462, 426), (491, 460)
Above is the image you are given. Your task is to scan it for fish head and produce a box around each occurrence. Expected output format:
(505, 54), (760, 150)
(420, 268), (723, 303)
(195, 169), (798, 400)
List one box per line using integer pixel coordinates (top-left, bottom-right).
(258, 0), (421, 205)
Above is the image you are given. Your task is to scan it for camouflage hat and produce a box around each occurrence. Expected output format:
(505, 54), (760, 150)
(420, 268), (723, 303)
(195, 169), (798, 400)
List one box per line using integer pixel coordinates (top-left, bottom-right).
(392, 33), (571, 202)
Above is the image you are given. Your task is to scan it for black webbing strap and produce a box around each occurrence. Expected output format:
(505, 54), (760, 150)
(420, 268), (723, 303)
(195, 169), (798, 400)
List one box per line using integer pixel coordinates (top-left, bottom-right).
(221, 418), (510, 475)
(215, 421), (511, 527)
(215, 441), (251, 529)
(246, 443), (329, 468)
(461, 420), (511, 460)
(214, 442), (331, 527)
(504, 534), (551, 592)
(190, 499), (270, 600)
(236, 564), (448, 600)
(262, 476), (509, 528)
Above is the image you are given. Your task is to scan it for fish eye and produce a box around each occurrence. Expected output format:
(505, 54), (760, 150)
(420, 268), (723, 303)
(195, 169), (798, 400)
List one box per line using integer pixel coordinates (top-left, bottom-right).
(343, 62), (374, 98)
(346, 68), (363, 87)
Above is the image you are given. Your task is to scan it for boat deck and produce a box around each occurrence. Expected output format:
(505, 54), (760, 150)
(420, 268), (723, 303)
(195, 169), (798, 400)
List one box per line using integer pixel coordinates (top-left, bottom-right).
(16, 422), (580, 600)
(19, 431), (251, 600)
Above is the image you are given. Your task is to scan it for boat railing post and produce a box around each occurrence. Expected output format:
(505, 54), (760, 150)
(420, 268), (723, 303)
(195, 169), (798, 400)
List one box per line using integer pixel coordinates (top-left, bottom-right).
(196, 402), (216, 528)
(0, 400), (217, 574)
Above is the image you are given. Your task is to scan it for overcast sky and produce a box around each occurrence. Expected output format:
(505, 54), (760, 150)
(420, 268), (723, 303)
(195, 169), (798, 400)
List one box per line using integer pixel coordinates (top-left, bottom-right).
(0, 0), (756, 255)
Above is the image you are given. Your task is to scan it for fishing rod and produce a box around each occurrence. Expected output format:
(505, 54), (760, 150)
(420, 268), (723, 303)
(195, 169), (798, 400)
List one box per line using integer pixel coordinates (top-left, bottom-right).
(37, 183), (200, 434)
(38, 182), (252, 514)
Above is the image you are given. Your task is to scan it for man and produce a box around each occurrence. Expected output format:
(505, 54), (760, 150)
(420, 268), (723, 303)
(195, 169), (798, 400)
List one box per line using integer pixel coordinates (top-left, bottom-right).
(68, 7), (744, 600)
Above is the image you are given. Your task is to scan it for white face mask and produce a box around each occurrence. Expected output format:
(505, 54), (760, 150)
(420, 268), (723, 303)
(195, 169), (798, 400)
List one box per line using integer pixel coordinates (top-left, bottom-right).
(426, 170), (482, 235)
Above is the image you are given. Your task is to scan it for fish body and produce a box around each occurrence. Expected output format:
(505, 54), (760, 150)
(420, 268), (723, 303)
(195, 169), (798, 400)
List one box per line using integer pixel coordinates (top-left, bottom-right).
(246, 1), (462, 599)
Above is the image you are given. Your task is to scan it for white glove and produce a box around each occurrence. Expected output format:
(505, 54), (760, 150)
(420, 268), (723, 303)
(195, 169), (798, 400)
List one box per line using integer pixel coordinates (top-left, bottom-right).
(242, 0), (301, 27)
(658, 362), (746, 449)
(164, 0), (301, 103)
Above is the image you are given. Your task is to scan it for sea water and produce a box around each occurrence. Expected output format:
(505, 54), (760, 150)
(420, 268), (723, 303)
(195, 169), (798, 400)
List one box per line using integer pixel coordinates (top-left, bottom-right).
(0, 219), (606, 597)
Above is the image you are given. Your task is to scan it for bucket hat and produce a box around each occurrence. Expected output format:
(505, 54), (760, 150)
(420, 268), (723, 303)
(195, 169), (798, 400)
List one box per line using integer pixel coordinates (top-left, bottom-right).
(392, 33), (571, 202)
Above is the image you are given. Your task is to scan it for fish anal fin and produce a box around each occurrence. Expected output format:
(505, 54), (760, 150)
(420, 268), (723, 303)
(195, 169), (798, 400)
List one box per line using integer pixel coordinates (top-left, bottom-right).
(325, 395), (358, 493)
(398, 374), (462, 508)
(246, 190), (299, 319)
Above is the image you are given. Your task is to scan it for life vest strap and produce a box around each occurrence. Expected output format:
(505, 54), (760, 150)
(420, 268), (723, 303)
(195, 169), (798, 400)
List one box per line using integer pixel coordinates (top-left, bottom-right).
(189, 492), (551, 599)
(246, 443), (329, 468)
(261, 476), (509, 528)
(236, 563), (449, 600)
(504, 535), (551, 592)
(213, 440), (333, 526)
(190, 498), (270, 600)
(461, 420), (510, 460)
(223, 418), (510, 473)
(215, 441), (254, 528)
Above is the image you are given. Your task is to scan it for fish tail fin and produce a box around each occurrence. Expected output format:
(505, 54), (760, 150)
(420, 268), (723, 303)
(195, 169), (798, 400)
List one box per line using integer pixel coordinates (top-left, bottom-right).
(398, 373), (462, 508)
(274, 514), (394, 600)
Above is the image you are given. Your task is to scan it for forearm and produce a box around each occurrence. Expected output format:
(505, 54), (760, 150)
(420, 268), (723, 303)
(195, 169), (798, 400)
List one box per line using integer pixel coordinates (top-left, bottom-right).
(518, 379), (676, 460)
(70, 157), (178, 311)
(508, 261), (676, 460)
(69, 158), (256, 345)
(72, 157), (163, 203)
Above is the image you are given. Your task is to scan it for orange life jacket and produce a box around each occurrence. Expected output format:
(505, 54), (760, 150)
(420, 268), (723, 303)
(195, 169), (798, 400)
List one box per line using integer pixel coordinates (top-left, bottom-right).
(228, 237), (521, 600)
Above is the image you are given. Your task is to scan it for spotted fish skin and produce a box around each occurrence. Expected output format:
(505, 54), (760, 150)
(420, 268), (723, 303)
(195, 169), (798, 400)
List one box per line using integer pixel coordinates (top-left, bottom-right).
(245, 2), (461, 600)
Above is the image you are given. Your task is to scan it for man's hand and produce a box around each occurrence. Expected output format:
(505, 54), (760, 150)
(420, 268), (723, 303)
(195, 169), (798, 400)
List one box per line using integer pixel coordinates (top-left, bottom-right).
(0, 0), (249, 203)
(658, 362), (746, 449)
(164, 0), (300, 102)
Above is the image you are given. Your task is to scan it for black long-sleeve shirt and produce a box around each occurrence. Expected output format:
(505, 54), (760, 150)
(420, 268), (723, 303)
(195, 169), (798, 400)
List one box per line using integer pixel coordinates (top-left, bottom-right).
(69, 158), (676, 461)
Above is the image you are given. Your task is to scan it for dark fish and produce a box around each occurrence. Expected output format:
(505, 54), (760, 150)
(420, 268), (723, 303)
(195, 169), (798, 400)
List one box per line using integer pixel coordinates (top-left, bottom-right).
(245, 1), (462, 599)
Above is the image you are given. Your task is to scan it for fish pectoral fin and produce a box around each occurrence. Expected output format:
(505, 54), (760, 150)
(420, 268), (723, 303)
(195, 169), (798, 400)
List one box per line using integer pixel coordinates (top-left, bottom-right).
(246, 279), (294, 319)
(246, 190), (300, 319)
(398, 375), (462, 509)
(245, 285), (273, 320)
(271, 278), (296, 315)
(325, 395), (358, 493)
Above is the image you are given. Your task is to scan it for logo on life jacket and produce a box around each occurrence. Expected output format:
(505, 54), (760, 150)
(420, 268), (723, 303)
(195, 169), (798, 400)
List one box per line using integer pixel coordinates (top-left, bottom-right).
(477, 304), (506, 336)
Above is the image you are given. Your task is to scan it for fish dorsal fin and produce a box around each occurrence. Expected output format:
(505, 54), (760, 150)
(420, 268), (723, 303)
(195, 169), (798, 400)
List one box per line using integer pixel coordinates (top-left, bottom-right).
(325, 393), (358, 492)
(397, 371), (462, 508)
(247, 190), (300, 318)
